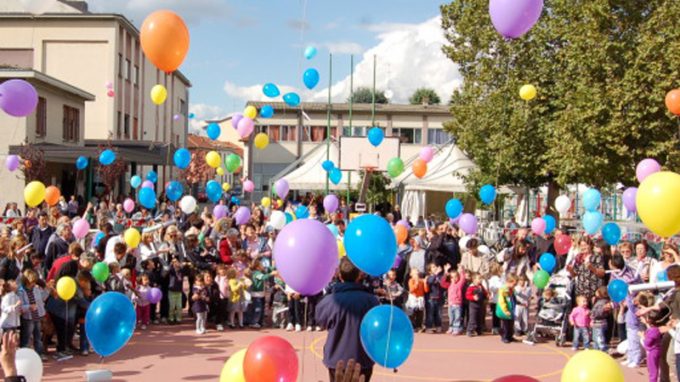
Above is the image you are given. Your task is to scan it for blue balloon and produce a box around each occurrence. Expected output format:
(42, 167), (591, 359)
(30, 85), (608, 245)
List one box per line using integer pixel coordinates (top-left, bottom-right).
(262, 83), (280, 98)
(303, 68), (320, 90)
(138, 187), (156, 209)
(85, 292), (135, 357)
(188, 112), (195, 119)
(543, 215), (556, 234)
(260, 105), (274, 118)
(285, 212), (294, 224)
(146, 170), (157, 183)
(329, 168), (342, 185)
(367, 127), (384, 147)
(231, 196), (241, 205)
(296, 205), (310, 219)
(165, 181), (183, 202)
(93, 231), (105, 247)
(608, 279), (629, 303)
(479, 184), (496, 205)
(539, 253), (557, 273)
(206, 123), (221, 141)
(445, 199), (463, 219)
(602, 222), (622, 245)
(75, 156), (89, 170)
(173, 148), (191, 169)
(304, 46), (317, 60)
(99, 149), (116, 166)
(583, 188), (601, 212)
(344, 215), (397, 276)
(283, 92), (301, 107)
(360, 305), (414, 369)
(206, 180), (222, 203)
(659, 270), (669, 282)
(327, 223), (339, 237)
(582, 211), (603, 235)
(130, 175), (142, 189)
(322, 160), (335, 172)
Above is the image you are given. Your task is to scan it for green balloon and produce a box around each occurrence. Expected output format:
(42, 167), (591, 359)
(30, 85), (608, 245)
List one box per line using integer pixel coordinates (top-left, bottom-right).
(92, 262), (110, 283)
(387, 157), (405, 178)
(533, 270), (550, 289)
(225, 154), (242, 173)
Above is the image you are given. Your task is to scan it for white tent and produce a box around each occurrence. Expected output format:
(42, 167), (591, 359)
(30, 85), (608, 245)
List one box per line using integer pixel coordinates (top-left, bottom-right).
(278, 141), (359, 191)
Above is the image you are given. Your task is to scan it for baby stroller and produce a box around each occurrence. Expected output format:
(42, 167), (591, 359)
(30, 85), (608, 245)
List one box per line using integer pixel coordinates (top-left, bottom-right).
(523, 271), (573, 347)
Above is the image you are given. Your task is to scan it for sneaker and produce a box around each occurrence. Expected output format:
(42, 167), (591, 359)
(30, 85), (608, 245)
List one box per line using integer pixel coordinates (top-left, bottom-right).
(250, 324), (261, 329)
(141, 325), (147, 330)
(286, 323), (294, 331)
(502, 339), (511, 344)
(217, 324), (224, 331)
(306, 326), (313, 332)
(491, 329), (499, 335)
(228, 324), (236, 329)
(522, 339), (536, 346)
(627, 363), (639, 369)
(53, 352), (73, 362)
(295, 324), (302, 332)
(81, 350), (89, 356)
(161, 318), (168, 324)
(620, 360), (629, 365)
(196, 329), (202, 334)
(153, 319), (160, 325)
(572, 348), (579, 352)
(315, 326), (322, 332)
(446, 328), (453, 334)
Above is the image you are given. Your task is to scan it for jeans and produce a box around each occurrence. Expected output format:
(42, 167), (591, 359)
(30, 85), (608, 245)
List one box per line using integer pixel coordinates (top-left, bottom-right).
(19, 319), (43, 355)
(306, 294), (322, 327)
(426, 300), (442, 329)
(467, 302), (483, 334)
(591, 326), (608, 351)
(168, 291), (183, 322)
(78, 321), (88, 352)
(51, 315), (75, 353)
(196, 312), (207, 332)
(572, 327), (590, 350)
(288, 299), (302, 326)
(501, 319), (514, 342)
(251, 297), (265, 327)
(626, 326), (643, 366)
(448, 305), (463, 333)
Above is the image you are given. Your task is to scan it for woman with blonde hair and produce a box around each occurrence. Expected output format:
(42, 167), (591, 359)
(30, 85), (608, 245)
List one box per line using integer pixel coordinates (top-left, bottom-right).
(0, 236), (31, 281)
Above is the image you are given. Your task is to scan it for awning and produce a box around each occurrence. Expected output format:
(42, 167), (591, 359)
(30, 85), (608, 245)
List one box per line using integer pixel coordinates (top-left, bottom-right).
(276, 140), (359, 191)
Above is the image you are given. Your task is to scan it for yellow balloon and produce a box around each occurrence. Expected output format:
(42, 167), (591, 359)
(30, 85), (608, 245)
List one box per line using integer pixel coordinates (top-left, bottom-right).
(222, 183), (231, 192)
(56, 276), (76, 301)
(261, 197), (271, 208)
(519, 84), (537, 101)
(637, 171), (680, 237)
(561, 350), (623, 382)
(124, 228), (141, 248)
(254, 133), (269, 150)
(337, 239), (346, 259)
(150, 84), (168, 105)
(219, 349), (247, 382)
(243, 105), (258, 119)
(216, 167), (225, 176)
(205, 151), (221, 168)
(24, 181), (46, 208)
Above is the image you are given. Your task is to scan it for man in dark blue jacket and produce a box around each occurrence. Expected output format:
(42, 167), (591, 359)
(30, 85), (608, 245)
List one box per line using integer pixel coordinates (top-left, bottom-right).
(316, 257), (379, 382)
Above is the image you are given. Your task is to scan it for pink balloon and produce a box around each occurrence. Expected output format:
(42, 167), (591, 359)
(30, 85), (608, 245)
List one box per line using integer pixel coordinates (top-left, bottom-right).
(142, 180), (154, 189)
(243, 180), (255, 193)
(107, 89), (115, 98)
(105, 81), (113, 89)
(531, 217), (546, 236)
(72, 219), (90, 240)
(123, 198), (135, 213)
(419, 146), (435, 163)
(636, 158), (661, 183)
(237, 117), (255, 138)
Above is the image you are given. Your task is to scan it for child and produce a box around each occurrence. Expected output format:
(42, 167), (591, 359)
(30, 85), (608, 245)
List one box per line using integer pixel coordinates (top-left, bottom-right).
(133, 274), (152, 329)
(497, 274), (518, 343)
(249, 260), (276, 329)
(514, 275), (531, 335)
(1, 279), (21, 332)
(406, 268), (427, 332)
(285, 284), (302, 332)
(105, 263), (125, 294)
(167, 258), (184, 324)
(141, 260), (161, 324)
(440, 264), (465, 335)
(272, 277), (289, 329)
(569, 295), (592, 351)
(642, 306), (670, 382)
(214, 265), (230, 331)
(191, 276), (209, 334)
(590, 286), (612, 351)
(18, 270), (48, 361)
(425, 263), (444, 333)
(233, 250), (249, 277)
(488, 263), (503, 335)
(227, 268), (245, 329)
(379, 270), (405, 307)
(465, 273), (488, 337)
(203, 272), (220, 329)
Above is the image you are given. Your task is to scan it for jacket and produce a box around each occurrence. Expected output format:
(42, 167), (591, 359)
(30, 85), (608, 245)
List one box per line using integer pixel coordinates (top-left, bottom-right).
(315, 282), (380, 368)
(44, 236), (70, 275)
(440, 271), (466, 306)
(30, 225), (54, 257)
(465, 284), (488, 303)
(168, 267), (184, 292)
(591, 298), (611, 327)
(426, 273), (444, 301)
(250, 270), (273, 298)
(497, 286), (514, 320)
(17, 285), (48, 320)
(569, 306), (592, 328)
(0, 257), (31, 282)
(408, 278), (428, 297)
(218, 239), (234, 265)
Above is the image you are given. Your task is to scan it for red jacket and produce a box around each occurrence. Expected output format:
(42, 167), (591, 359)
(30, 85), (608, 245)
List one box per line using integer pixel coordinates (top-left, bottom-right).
(465, 284), (488, 303)
(218, 239), (234, 265)
(47, 255), (72, 282)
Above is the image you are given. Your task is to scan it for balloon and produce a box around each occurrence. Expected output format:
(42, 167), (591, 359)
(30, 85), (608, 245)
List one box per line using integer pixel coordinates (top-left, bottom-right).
(243, 180), (255, 193)
(274, 219), (338, 295)
(147, 288), (162, 305)
(622, 187), (637, 213)
(56, 276), (76, 301)
(5, 155), (20, 172)
(173, 148), (191, 169)
(44, 186), (61, 207)
(130, 175), (142, 189)
(263, 83), (280, 98)
(445, 199), (463, 219)
(138, 187), (156, 209)
(543, 215), (556, 234)
(225, 154), (242, 173)
(150, 84), (167, 105)
(92, 262), (110, 283)
(303, 68), (320, 90)
(253, 133), (269, 150)
(86, 292), (136, 357)
(231, 196), (241, 205)
(533, 270), (550, 289)
(607, 279), (629, 304)
(387, 157), (405, 178)
(637, 172), (680, 237)
(560, 350), (624, 382)
(107, 89), (115, 98)
(519, 84), (537, 101)
(582, 188), (601, 212)
(285, 212), (294, 224)
(261, 197), (272, 208)
(531, 217), (546, 236)
(173, 114), (181, 121)
(395, 225), (409, 245)
(493, 376), (540, 382)
(489, 0), (544, 39)
(539, 253), (556, 273)
(72, 219), (90, 240)
(367, 127), (384, 147)
(602, 222), (621, 246)
(659, 270), (669, 282)
(243, 105), (258, 119)
(24, 181), (46, 208)
(213, 205), (228, 220)
(295, 205), (309, 219)
(205, 151), (221, 168)
(459, 213), (478, 235)
(188, 112), (195, 119)
(75, 155), (89, 170)
(327, 223), (340, 237)
(329, 168), (342, 185)
(337, 239), (346, 258)
(99, 149), (116, 165)
(324, 194), (339, 213)
(122, 198), (135, 213)
(207, 122), (221, 141)
(18, 0), (57, 15)
(0, 79), (38, 117)
(636, 158), (661, 183)
(206, 180), (223, 203)
(180, 195), (197, 214)
(555, 195), (571, 214)
(165, 181), (183, 202)
(554, 234), (572, 256)
(216, 167), (225, 176)
(222, 182), (231, 192)
(124, 228), (141, 249)
(582, 211), (603, 235)
(146, 170), (158, 183)
(220, 349), (247, 382)
(322, 160), (335, 172)
(360, 305), (413, 369)
(270, 211), (286, 230)
(140, 10), (189, 73)
(237, 117), (255, 138)
(15, 348), (43, 382)
(304, 46), (317, 60)
(412, 159), (427, 179)
(666, 89), (680, 116)
(234, 206), (251, 226)
(344, 215), (397, 276)
(260, 105), (274, 118)
(231, 113), (243, 130)
(283, 93), (301, 107)
(141, 180), (154, 189)
(243, 336), (298, 382)
(479, 184), (497, 205)
(274, 179), (289, 199)
(419, 146), (435, 163)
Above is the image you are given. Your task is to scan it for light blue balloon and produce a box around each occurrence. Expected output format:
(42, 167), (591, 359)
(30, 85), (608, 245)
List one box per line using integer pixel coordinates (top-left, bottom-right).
(206, 180), (222, 203)
(659, 270), (669, 282)
(322, 160), (335, 172)
(173, 148), (191, 169)
(85, 292), (136, 357)
(260, 105), (274, 118)
(165, 181), (183, 202)
(327, 223), (339, 237)
(367, 127), (384, 147)
(539, 253), (557, 273)
(231, 196), (240, 205)
(75, 156), (89, 170)
(304, 46), (317, 60)
(445, 199), (463, 219)
(329, 168), (342, 185)
(583, 188), (601, 212)
(188, 112), (195, 119)
(138, 187), (156, 209)
(99, 149), (116, 166)
(262, 83), (280, 98)
(607, 279), (629, 303)
(602, 222), (622, 245)
(146, 170), (157, 183)
(285, 212), (294, 224)
(360, 305), (414, 369)
(296, 205), (309, 219)
(93, 231), (105, 247)
(303, 68), (320, 90)
(283, 92), (301, 107)
(582, 211), (603, 235)
(479, 184), (496, 205)
(344, 215), (397, 276)
(543, 215), (556, 234)
(206, 123), (221, 140)
(130, 175), (142, 189)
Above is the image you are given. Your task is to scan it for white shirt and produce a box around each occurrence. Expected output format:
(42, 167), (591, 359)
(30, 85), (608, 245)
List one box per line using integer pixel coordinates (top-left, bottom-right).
(104, 235), (124, 264)
(0, 292), (21, 329)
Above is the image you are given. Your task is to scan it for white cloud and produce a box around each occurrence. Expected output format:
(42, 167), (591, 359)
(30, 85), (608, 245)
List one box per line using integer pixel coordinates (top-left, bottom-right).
(321, 41), (363, 55)
(188, 103), (226, 134)
(359, 22), (418, 34)
(87, 0), (230, 25)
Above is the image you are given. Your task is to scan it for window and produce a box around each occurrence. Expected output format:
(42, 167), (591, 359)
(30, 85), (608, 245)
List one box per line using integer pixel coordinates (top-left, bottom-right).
(117, 111), (122, 138)
(311, 126), (326, 142)
(118, 54), (123, 77)
(394, 127), (422, 144)
(427, 128), (451, 145)
(133, 65), (139, 85)
(123, 114), (130, 139)
(280, 125), (296, 142)
(179, 99), (187, 116)
(133, 117), (139, 140)
(35, 97), (46, 138)
(62, 105), (80, 142)
(268, 126), (280, 142)
(124, 59), (131, 81)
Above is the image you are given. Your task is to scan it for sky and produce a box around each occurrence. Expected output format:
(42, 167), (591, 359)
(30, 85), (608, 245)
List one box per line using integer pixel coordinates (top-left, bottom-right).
(87, 0), (461, 131)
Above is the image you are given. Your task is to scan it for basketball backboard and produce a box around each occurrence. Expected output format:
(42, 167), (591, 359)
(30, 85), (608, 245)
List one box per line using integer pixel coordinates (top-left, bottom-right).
(338, 136), (401, 172)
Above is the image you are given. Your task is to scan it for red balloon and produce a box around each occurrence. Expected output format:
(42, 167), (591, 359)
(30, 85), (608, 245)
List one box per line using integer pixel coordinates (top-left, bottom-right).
(243, 336), (298, 382)
(554, 234), (573, 256)
(492, 376), (540, 382)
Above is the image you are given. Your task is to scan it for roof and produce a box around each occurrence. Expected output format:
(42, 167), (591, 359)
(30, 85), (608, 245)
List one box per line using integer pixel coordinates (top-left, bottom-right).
(9, 140), (173, 165)
(186, 134), (243, 156)
(0, 67), (95, 100)
(246, 101), (451, 115)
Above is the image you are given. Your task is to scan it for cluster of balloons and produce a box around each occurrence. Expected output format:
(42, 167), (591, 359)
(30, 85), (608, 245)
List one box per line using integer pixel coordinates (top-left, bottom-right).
(150, 84), (167, 105)
(140, 10), (190, 73)
(219, 336), (298, 382)
(0, 79), (38, 117)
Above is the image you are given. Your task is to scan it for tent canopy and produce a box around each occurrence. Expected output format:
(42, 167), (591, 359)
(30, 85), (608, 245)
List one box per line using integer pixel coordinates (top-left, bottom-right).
(276, 140), (359, 191)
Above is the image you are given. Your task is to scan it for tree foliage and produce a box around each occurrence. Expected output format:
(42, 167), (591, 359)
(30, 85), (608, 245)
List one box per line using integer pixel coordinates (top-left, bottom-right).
(410, 88), (441, 105)
(181, 150), (216, 186)
(97, 144), (127, 199)
(18, 144), (47, 183)
(348, 87), (389, 104)
(440, 0), (680, 190)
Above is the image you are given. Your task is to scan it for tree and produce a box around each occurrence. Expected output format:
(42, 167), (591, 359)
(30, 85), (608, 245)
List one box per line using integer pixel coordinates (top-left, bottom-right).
(409, 88), (441, 105)
(362, 172), (392, 211)
(348, 87), (388, 104)
(181, 150), (216, 187)
(18, 144), (47, 183)
(440, 1), (680, 215)
(97, 144), (127, 201)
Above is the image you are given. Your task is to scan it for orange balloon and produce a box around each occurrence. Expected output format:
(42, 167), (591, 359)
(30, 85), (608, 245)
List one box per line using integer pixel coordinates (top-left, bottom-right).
(24, 160), (31, 168)
(413, 159), (427, 179)
(666, 89), (680, 116)
(44, 186), (61, 206)
(395, 225), (408, 244)
(140, 11), (190, 73)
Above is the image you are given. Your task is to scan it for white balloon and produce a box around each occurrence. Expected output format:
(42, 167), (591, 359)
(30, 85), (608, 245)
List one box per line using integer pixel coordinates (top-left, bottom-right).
(554, 195), (571, 215)
(179, 196), (197, 214)
(16, 348), (43, 382)
(19, 0), (57, 15)
(269, 210), (286, 230)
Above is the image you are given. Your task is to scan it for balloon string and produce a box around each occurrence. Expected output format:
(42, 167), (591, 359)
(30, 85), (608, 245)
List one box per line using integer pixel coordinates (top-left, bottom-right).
(384, 288), (395, 378)
(300, 297), (309, 382)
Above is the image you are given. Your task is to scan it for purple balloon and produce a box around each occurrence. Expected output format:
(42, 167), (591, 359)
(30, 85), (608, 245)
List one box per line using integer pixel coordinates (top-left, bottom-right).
(147, 288), (162, 304)
(0, 79), (38, 117)
(323, 194), (339, 214)
(275, 179), (289, 199)
(623, 187), (638, 213)
(141, 180), (154, 189)
(234, 206), (251, 226)
(5, 155), (19, 172)
(231, 113), (243, 129)
(459, 213), (478, 235)
(636, 158), (661, 183)
(213, 204), (228, 220)
(489, 0), (544, 39)
(273, 219), (338, 295)
(396, 220), (411, 230)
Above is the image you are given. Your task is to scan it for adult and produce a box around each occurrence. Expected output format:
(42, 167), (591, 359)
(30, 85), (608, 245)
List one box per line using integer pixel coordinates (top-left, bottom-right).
(67, 195), (79, 218)
(617, 241), (635, 267)
(243, 224), (270, 261)
(95, 222), (114, 261)
(650, 243), (679, 283)
(48, 242), (91, 281)
(459, 238), (489, 277)
(0, 237), (31, 281)
(393, 205), (403, 223)
(139, 232), (157, 263)
(502, 239), (531, 279)
(630, 240), (657, 283)
(29, 212), (54, 262)
(567, 237), (605, 304)
(44, 223), (72, 274)
(219, 228), (240, 265)
(427, 223), (460, 268)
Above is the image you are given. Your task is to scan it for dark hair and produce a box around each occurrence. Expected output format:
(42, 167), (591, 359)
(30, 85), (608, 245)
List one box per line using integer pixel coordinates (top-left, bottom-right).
(595, 239), (612, 258)
(610, 254), (625, 270)
(38, 211), (48, 219)
(338, 257), (360, 282)
(76, 270), (93, 283)
(100, 222), (113, 233)
(648, 305), (671, 327)
(466, 238), (479, 249)
(634, 240), (649, 253)
(114, 242), (127, 255)
(667, 265), (680, 285)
